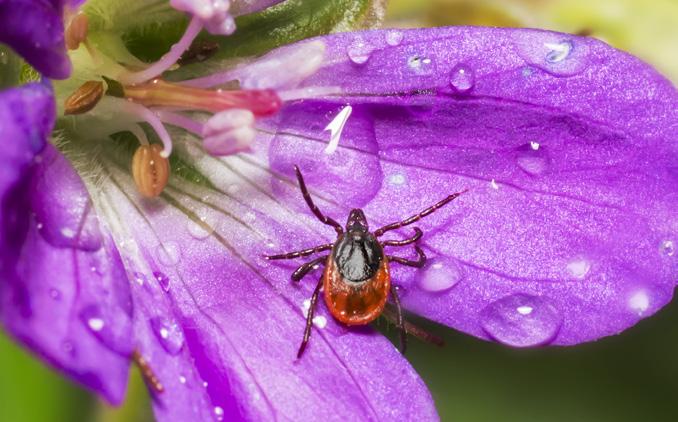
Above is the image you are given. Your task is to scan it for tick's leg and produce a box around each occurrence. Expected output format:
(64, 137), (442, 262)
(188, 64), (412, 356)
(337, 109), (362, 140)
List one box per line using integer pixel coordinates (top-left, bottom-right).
(374, 190), (467, 237)
(383, 304), (444, 347)
(291, 255), (328, 282)
(381, 227), (422, 247)
(295, 165), (343, 236)
(387, 246), (426, 268)
(264, 243), (333, 260)
(297, 277), (324, 358)
(390, 286), (407, 354)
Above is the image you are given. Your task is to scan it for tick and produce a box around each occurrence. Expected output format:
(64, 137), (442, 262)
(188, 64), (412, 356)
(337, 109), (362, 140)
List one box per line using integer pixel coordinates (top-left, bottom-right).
(266, 166), (466, 357)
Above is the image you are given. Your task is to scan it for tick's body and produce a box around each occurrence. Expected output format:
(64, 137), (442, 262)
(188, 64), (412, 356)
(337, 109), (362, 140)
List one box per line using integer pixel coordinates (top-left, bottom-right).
(324, 216), (390, 325)
(266, 166), (465, 357)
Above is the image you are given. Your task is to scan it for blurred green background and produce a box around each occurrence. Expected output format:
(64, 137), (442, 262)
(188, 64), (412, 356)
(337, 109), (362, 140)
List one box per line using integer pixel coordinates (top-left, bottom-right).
(1, 0), (677, 421)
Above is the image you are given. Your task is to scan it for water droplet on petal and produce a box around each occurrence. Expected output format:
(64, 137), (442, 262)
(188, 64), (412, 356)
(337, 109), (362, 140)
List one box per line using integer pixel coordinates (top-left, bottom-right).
(659, 240), (675, 257)
(407, 55), (434, 75)
(515, 142), (550, 176)
(179, 375), (187, 384)
(132, 272), (147, 286)
(545, 41), (573, 63)
(313, 315), (327, 329)
(566, 258), (591, 279)
(187, 214), (214, 240)
(214, 406), (224, 421)
(203, 381), (208, 388)
(388, 173), (407, 186)
(157, 241), (180, 266)
(60, 227), (76, 239)
(513, 33), (588, 76)
(49, 288), (61, 301)
(150, 316), (185, 355)
(154, 271), (171, 292)
(449, 63), (474, 94)
(79, 304), (133, 354)
(480, 294), (562, 347)
(490, 179), (499, 190)
(418, 257), (464, 293)
(628, 290), (650, 315)
(347, 39), (372, 65)
(61, 340), (75, 356)
(386, 30), (403, 46)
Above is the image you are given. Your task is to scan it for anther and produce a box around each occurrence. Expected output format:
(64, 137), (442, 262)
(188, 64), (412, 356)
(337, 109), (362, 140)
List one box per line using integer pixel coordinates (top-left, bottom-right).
(132, 350), (164, 393)
(64, 80), (104, 115)
(65, 12), (89, 50)
(132, 144), (170, 197)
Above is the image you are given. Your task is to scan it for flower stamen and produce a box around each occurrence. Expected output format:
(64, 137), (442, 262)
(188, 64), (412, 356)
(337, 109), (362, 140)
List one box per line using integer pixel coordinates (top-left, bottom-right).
(64, 80), (104, 115)
(132, 144), (170, 198)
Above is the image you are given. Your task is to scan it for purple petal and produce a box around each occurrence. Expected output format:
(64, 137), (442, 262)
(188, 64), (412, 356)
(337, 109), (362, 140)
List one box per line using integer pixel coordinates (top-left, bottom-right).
(95, 162), (437, 420)
(252, 27), (677, 346)
(0, 99), (132, 404)
(0, 0), (72, 79)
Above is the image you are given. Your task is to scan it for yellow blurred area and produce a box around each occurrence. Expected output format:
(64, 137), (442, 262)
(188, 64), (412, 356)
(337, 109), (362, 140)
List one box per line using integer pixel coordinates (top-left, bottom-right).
(386, 0), (678, 82)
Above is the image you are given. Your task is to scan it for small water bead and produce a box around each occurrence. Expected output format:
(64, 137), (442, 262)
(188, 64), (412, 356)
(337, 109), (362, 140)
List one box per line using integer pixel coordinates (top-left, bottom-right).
(60, 227), (76, 239)
(449, 64), (475, 94)
(187, 214), (215, 240)
(49, 288), (61, 301)
(566, 258), (591, 279)
(313, 315), (327, 329)
(545, 41), (573, 63)
(407, 55), (434, 76)
(347, 40), (373, 65)
(385, 30), (403, 46)
(628, 290), (650, 315)
(490, 179), (499, 190)
(132, 272), (147, 286)
(153, 271), (171, 292)
(515, 142), (550, 176)
(179, 375), (187, 384)
(157, 241), (181, 266)
(214, 406), (224, 421)
(61, 340), (76, 356)
(203, 381), (209, 388)
(659, 240), (675, 257)
(388, 173), (407, 186)
(418, 257), (464, 293)
(150, 316), (185, 355)
(480, 294), (562, 347)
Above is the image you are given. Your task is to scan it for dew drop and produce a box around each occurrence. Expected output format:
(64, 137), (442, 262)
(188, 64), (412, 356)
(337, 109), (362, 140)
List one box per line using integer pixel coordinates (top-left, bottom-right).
(214, 406), (224, 421)
(132, 272), (147, 286)
(61, 340), (75, 356)
(407, 55), (434, 75)
(313, 315), (327, 329)
(545, 41), (573, 63)
(566, 258), (591, 279)
(628, 290), (650, 315)
(480, 294), (562, 347)
(150, 316), (185, 355)
(515, 142), (550, 176)
(157, 241), (181, 266)
(388, 173), (407, 186)
(203, 381), (209, 388)
(418, 258), (463, 293)
(49, 288), (61, 301)
(449, 63), (475, 94)
(80, 305), (133, 354)
(60, 227), (76, 239)
(347, 39), (372, 65)
(187, 214), (214, 240)
(659, 240), (675, 257)
(153, 271), (171, 292)
(385, 30), (403, 46)
(179, 375), (187, 384)
(490, 179), (499, 190)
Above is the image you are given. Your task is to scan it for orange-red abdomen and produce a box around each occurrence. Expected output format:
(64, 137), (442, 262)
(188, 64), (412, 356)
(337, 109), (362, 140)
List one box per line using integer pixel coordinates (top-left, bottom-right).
(323, 255), (391, 326)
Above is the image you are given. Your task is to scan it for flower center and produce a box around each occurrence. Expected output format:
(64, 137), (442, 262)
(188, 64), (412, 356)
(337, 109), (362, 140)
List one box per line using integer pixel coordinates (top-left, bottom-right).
(59, 9), (289, 197)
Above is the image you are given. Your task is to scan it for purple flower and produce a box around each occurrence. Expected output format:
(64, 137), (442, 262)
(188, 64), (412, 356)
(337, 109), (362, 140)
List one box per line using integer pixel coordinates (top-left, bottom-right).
(1, 2), (677, 422)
